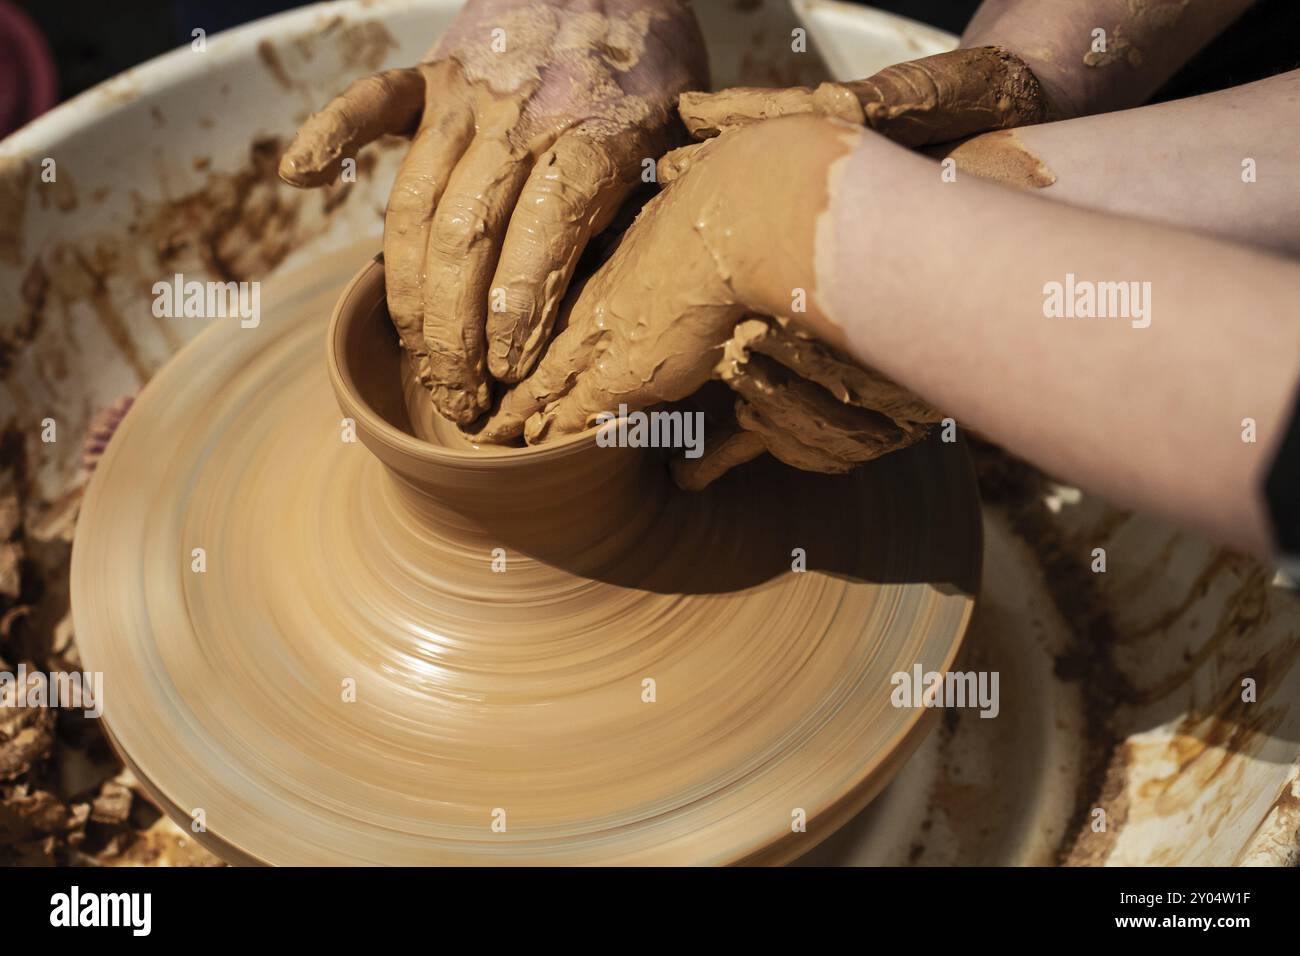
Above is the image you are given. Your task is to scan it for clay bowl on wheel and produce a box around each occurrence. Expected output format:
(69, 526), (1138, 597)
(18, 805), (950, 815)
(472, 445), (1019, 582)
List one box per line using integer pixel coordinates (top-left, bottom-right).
(69, 253), (981, 865)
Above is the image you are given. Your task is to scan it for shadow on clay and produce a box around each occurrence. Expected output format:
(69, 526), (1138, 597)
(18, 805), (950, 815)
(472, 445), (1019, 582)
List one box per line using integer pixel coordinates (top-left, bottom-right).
(336, 267), (982, 598)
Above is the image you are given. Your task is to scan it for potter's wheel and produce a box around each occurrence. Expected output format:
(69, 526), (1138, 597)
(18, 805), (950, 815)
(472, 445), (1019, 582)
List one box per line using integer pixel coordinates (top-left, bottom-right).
(70, 244), (981, 865)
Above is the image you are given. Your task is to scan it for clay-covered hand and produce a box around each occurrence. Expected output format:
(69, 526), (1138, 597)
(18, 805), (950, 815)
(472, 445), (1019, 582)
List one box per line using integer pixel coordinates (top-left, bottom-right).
(670, 45), (1052, 155)
(278, 0), (708, 424)
(476, 116), (941, 488)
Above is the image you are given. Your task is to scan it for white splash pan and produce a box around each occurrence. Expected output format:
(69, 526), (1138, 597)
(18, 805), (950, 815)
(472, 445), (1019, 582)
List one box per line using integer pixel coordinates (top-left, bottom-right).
(1, 0), (1296, 866)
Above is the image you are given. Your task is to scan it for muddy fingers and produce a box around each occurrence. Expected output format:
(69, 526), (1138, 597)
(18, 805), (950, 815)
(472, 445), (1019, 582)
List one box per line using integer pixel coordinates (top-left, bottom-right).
(382, 67), (476, 366)
(278, 68), (425, 187)
(721, 352), (919, 474)
(670, 425), (766, 491)
(486, 124), (660, 384)
(679, 47), (1051, 148)
(729, 316), (942, 432)
(420, 131), (535, 424)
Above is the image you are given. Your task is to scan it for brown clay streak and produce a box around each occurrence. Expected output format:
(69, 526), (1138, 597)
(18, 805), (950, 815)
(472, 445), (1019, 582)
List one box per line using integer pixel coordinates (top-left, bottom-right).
(680, 47), (1053, 148)
(943, 130), (1058, 190)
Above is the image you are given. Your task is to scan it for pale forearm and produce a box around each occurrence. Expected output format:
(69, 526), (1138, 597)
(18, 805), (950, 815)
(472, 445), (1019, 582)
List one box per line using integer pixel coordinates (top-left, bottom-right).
(963, 0), (1255, 117)
(822, 130), (1300, 556)
(949, 69), (1300, 255)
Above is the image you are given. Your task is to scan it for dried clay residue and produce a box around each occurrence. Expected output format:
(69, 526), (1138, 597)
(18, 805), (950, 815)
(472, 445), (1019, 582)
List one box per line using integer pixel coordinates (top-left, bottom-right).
(945, 130), (1057, 190)
(141, 135), (387, 283)
(1133, 625), (1298, 810)
(0, 428), (223, 866)
(968, 440), (1137, 866)
(0, 127), (397, 868)
(0, 261), (49, 381)
(0, 157), (34, 266)
(144, 137), (303, 284)
(973, 438), (1299, 865)
(257, 40), (295, 92)
(260, 18), (397, 93)
(4, 136), (319, 395)
(1083, 0), (1191, 69)
(288, 15), (398, 74)
(3, 129), (395, 517)
(339, 21), (399, 73)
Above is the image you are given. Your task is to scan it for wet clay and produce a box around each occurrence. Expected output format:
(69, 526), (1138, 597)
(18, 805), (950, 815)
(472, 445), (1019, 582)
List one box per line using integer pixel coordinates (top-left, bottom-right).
(468, 117), (942, 490)
(943, 130), (1058, 190)
(547, 52), (1053, 483)
(279, 3), (708, 424)
(686, 316), (942, 485)
(720, 353), (912, 475)
(680, 47), (1052, 147)
(678, 83), (864, 136)
(724, 316), (943, 432)
(69, 244), (981, 865)
(278, 69), (425, 188)
(476, 118), (916, 476)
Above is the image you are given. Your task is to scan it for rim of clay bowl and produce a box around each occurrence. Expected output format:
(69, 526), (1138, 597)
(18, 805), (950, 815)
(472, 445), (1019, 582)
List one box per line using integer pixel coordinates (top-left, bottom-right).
(327, 255), (605, 466)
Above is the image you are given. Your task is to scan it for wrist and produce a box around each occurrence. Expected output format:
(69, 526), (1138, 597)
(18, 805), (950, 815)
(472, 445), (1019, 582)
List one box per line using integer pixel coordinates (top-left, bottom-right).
(697, 117), (863, 349)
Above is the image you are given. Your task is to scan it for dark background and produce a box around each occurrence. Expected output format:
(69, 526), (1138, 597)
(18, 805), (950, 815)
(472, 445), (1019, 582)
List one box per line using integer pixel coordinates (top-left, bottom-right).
(11, 0), (1300, 104)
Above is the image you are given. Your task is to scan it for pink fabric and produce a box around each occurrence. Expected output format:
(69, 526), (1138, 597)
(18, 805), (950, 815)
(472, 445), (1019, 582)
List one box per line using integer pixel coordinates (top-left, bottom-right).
(0, 1), (58, 137)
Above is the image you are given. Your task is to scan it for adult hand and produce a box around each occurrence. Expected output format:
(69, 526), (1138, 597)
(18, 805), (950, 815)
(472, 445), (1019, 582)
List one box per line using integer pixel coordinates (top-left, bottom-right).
(476, 116), (941, 488)
(279, 0), (708, 424)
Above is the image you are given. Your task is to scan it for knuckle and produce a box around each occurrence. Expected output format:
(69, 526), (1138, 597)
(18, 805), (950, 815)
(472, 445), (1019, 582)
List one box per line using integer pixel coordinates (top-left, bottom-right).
(520, 170), (588, 226)
(386, 177), (432, 216)
(429, 197), (488, 255)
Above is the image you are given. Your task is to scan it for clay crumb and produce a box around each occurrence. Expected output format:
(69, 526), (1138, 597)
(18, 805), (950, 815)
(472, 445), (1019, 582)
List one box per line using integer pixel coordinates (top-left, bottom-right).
(339, 21), (398, 73)
(0, 156), (34, 266)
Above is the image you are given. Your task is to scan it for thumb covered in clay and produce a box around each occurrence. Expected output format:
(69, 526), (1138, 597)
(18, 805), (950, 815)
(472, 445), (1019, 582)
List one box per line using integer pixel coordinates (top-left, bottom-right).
(678, 46), (1053, 148)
